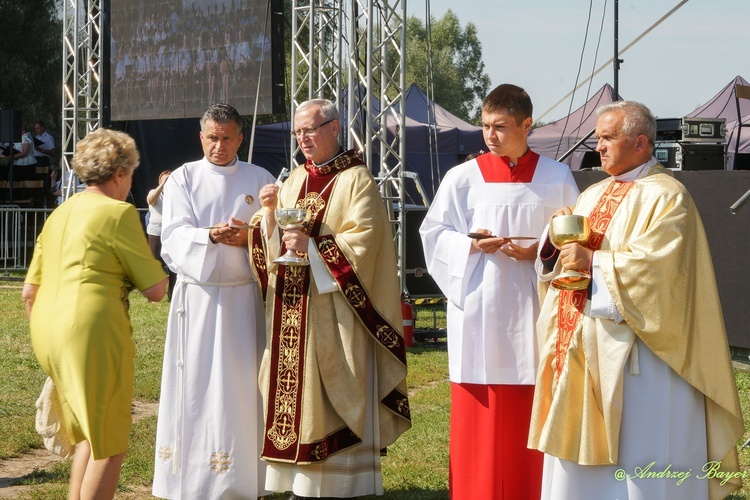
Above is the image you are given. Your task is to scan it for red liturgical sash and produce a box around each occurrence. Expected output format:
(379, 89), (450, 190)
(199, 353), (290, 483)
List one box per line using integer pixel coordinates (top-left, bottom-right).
(555, 180), (635, 376)
(250, 226), (269, 298)
(475, 150), (539, 183)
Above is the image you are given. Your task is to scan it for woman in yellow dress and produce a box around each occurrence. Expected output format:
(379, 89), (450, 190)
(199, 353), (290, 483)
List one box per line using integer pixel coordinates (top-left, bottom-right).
(22, 128), (168, 499)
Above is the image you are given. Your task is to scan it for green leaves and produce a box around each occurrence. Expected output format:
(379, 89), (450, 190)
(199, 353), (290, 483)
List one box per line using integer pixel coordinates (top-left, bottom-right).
(0, 0), (62, 131)
(405, 10), (491, 123)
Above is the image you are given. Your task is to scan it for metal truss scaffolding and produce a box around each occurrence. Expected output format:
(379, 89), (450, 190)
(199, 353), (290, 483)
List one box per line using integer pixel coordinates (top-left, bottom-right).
(62, 0), (104, 200)
(63, 0), (410, 291)
(290, 0), (409, 292)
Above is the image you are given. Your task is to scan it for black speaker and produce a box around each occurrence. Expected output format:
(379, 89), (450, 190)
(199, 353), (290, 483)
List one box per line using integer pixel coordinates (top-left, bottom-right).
(656, 118), (683, 141)
(580, 151), (601, 170)
(733, 153), (750, 170)
(654, 141), (680, 170)
(404, 208), (443, 296)
(0, 109), (22, 143)
(681, 143), (725, 171)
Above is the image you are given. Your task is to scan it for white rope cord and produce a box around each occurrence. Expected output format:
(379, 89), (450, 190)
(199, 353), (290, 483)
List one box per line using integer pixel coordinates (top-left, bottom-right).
(247, 0), (273, 164)
(537, 0), (690, 123)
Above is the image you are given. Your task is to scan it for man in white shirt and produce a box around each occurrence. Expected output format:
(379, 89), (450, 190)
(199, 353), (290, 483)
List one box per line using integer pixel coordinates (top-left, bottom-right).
(33, 121), (55, 167)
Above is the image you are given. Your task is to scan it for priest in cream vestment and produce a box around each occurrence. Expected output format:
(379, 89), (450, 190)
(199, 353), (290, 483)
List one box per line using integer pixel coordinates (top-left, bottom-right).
(529, 100), (744, 500)
(250, 99), (411, 498)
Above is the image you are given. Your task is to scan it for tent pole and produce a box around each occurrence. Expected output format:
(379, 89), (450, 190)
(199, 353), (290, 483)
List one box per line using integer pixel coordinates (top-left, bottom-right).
(537, 0), (688, 122)
(613, 0), (621, 100)
(557, 127), (596, 163)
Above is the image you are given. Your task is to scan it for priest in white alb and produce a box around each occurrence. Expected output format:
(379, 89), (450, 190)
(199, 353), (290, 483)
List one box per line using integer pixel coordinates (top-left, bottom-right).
(153, 104), (275, 499)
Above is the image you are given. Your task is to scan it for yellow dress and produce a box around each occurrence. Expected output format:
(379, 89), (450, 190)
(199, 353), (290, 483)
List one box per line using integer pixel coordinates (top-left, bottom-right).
(26, 192), (165, 460)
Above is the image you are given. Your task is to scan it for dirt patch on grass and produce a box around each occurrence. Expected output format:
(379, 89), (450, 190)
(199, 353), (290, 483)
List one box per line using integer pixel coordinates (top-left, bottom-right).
(0, 400), (158, 498)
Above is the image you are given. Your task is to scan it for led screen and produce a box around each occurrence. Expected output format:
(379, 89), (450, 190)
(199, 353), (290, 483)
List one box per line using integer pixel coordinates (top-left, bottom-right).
(110, 0), (280, 120)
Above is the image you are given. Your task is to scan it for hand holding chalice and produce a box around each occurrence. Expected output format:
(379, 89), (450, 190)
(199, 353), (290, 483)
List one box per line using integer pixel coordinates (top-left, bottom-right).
(549, 214), (591, 290)
(274, 208), (312, 266)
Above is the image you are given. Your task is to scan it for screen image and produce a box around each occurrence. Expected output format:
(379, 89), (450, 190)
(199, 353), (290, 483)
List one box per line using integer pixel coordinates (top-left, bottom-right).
(110, 0), (282, 121)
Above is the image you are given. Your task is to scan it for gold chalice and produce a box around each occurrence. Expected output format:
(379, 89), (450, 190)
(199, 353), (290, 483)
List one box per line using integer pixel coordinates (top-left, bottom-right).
(274, 208), (312, 266)
(549, 214), (591, 290)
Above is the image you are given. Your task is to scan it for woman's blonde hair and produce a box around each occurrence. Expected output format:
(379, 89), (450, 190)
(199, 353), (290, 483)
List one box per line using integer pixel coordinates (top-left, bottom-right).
(72, 128), (140, 185)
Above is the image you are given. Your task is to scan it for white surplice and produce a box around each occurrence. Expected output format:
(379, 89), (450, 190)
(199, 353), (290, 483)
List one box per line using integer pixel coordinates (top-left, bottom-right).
(419, 155), (579, 385)
(153, 157), (275, 500)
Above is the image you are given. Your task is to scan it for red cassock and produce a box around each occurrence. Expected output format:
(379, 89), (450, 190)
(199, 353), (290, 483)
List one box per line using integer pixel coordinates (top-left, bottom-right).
(450, 383), (542, 499)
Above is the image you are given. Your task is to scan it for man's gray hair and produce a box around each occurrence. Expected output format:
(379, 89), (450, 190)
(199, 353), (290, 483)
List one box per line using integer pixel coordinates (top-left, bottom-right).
(200, 103), (243, 134)
(296, 99), (340, 122)
(597, 100), (656, 148)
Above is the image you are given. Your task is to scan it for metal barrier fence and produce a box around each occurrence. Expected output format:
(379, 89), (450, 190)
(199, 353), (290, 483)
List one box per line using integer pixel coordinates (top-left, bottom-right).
(0, 205), (149, 273)
(0, 206), (52, 272)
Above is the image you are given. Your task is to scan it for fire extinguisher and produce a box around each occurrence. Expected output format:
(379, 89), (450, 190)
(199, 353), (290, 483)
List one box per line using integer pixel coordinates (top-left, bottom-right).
(401, 296), (415, 347)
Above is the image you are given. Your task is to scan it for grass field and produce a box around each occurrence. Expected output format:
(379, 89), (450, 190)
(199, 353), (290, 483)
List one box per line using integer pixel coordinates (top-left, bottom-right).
(0, 287), (450, 498)
(1, 286), (750, 498)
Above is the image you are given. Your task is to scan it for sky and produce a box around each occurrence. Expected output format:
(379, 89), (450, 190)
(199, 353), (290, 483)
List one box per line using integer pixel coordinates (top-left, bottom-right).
(406, 0), (750, 123)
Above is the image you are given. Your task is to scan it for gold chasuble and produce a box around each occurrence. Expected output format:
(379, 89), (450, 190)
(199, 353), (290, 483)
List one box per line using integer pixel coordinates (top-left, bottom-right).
(528, 165), (744, 499)
(250, 150), (411, 464)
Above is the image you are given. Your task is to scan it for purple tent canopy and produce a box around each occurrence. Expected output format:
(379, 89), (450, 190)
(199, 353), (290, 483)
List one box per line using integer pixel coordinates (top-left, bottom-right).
(398, 83), (484, 158)
(686, 75), (750, 170)
(392, 84), (484, 198)
(251, 83), (485, 201)
(527, 84), (620, 170)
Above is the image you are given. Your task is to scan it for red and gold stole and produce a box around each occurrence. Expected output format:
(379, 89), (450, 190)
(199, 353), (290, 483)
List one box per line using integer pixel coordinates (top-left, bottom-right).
(250, 223), (269, 298)
(555, 180), (635, 376)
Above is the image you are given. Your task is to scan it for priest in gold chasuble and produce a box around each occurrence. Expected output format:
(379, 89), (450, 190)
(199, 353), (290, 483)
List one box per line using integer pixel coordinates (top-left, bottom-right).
(528, 101), (743, 500)
(249, 99), (411, 498)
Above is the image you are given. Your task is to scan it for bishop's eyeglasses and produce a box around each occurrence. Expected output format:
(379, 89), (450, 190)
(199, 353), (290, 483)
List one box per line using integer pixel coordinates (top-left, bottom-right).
(291, 119), (333, 138)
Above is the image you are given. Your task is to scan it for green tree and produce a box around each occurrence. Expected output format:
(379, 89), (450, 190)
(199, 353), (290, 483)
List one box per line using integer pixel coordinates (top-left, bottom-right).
(0, 0), (62, 134)
(405, 10), (491, 123)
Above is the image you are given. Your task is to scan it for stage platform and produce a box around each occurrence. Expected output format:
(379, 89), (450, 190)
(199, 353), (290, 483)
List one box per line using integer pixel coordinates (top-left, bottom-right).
(574, 169), (750, 350)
